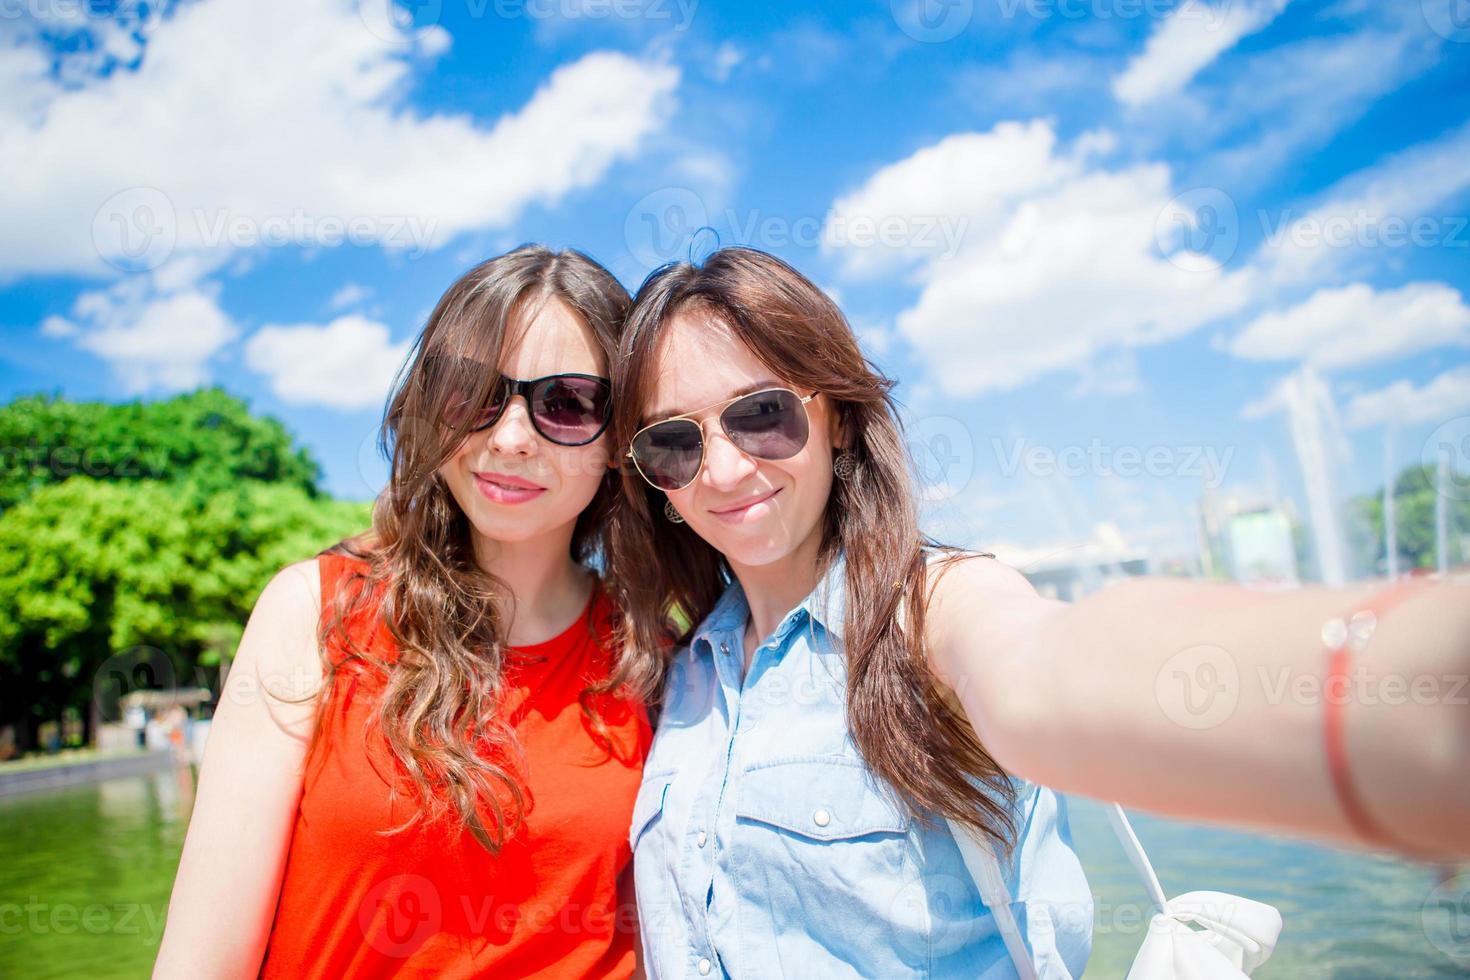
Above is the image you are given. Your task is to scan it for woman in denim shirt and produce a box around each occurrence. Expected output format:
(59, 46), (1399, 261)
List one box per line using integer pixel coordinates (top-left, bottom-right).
(627, 549), (1091, 977)
(606, 247), (1470, 978)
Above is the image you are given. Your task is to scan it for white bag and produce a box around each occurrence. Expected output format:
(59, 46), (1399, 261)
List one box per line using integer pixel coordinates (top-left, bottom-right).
(948, 802), (1283, 979)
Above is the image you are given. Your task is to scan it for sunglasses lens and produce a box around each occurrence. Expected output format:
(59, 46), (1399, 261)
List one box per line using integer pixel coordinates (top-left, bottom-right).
(479, 386), (508, 429)
(723, 389), (809, 460)
(444, 391), (500, 431)
(531, 376), (610, 444)
(632, 420), (703, 490)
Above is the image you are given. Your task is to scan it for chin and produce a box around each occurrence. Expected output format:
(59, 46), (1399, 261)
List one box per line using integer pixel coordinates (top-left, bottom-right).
(704, 528), (799, 569)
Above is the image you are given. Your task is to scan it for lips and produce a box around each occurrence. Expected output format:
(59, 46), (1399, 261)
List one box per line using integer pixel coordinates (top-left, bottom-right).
(475, 471), (544, 491)
(710, 487), (780, 516)
(472, 471), (547, 505)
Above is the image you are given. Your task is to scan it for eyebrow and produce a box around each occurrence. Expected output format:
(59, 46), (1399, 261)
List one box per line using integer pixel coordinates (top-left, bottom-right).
(643, 379), (783, 427)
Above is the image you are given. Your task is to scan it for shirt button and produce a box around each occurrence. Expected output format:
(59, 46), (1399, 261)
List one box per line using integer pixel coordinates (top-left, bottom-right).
(719, 641), (731, 655)
(696, 830), (708, 847)
(813, 808), (831, 827)
(698, 957), (712, 975)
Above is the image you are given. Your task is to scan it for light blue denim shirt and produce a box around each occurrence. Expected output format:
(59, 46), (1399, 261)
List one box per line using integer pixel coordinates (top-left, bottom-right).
(629, 551), (1094, 978)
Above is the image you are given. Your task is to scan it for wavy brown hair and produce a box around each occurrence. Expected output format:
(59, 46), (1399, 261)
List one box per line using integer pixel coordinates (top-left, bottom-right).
(312, 244), (637, 853)
(605, 246), (1018, 852)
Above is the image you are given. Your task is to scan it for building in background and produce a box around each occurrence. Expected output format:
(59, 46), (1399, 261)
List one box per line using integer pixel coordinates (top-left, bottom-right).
(995, 522), (1153, 603)
(1198, 489), (1301, 587)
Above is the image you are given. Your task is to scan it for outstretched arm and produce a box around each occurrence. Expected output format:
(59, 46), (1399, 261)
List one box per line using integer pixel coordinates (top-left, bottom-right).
(925, 555), (1470, 859)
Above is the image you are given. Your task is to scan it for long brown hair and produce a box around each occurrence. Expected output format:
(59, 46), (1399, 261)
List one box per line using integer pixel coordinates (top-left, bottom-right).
(315, 244), (635, 852)
(606, 246), (1018, 852)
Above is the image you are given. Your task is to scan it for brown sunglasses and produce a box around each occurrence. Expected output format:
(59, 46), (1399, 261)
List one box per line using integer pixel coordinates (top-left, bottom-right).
(626, 386), (819, 491)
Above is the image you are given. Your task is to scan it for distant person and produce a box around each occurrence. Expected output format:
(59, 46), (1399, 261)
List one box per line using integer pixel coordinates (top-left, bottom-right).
(124, 701), (147, 749)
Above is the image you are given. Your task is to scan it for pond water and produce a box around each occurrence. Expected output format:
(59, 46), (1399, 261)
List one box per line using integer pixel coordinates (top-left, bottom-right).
(1, 769), (1465, 977)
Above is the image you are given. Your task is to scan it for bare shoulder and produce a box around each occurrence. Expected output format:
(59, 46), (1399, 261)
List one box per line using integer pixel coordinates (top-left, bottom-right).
(924, 550), (1041, 607)
(921, 550), (1063, 688)
(231, 558), (327, 701)
(262, 557), (323, 616)
(251, 558), (324, 640)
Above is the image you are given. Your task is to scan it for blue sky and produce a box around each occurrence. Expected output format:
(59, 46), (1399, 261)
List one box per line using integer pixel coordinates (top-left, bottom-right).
(2, 0), (1468, 574)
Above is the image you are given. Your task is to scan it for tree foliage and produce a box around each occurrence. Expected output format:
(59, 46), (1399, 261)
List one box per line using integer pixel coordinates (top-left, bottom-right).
(0, 389), (369, 752)
(1347, 463), (1470, 573)
(0, 386), (320, 511)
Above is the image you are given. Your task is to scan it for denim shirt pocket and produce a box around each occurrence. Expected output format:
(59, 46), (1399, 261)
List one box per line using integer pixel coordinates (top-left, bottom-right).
(735, 757), (911, 842)
(727, 757), (929, 975)
(630, 769), (675, 853)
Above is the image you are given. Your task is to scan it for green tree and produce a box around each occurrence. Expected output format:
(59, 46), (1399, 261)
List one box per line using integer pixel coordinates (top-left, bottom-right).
(1348, 464), (1470, 573)
(0, 387), (320, 511)
(0, 478), (369, 752)
(0, 387), (369, 754)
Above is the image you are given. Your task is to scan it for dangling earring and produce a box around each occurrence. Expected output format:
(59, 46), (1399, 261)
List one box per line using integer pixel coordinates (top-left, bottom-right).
(664, 499), (685, 524)
(833, 450), (858, 482)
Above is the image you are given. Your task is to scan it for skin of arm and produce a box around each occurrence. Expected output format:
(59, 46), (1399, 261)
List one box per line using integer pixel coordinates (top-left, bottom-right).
(925, 555), (1470, 859)
(152, 559), (324, 978)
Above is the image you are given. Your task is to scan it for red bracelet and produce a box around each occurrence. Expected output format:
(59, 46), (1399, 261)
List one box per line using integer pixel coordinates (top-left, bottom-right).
(1321, 575), (1434, 850)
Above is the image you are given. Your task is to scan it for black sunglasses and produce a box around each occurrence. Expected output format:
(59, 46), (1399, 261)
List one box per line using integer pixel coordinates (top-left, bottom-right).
(626, 386), (818, 491)
(446, 373), (612, 447)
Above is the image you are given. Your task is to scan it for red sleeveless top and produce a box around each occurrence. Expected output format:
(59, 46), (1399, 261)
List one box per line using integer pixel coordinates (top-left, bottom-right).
(260, 553), (651, 978)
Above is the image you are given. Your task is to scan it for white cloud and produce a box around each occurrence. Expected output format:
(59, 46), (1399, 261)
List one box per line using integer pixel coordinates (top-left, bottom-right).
(1343, 365), (1470, 429)
(39, 315), (77, 338)
(1068, 349), (1142, 399)
(824, 120), (1252, 396)
(954, 48), (1109, 119)
(0, 0), (680, 278)
(1113, 0), (1290, 107)
(330, 282), (372, 311)
(823, 121), (1079, 278)
(1229, 282), (1470, 369)
(711, 42), (744, 82)
(1239, 384), (1285, 421)
(1142, 15), (1433, 195)
(243, 315), (411, 411)
(1255, 120), (1470, 288)
(827, 103), (1470, 400)
(42, 279), (239, 393)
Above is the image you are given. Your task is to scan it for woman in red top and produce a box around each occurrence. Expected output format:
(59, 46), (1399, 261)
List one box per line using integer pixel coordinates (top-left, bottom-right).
(155, 246), (652, 978)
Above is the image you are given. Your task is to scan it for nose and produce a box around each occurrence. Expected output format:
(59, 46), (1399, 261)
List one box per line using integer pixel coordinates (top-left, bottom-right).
(485, 397), (538, 456)
(699, 418), (756, 491)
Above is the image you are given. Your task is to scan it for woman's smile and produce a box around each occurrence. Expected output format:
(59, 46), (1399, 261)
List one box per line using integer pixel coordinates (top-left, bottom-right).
(708, 486), (781, 523)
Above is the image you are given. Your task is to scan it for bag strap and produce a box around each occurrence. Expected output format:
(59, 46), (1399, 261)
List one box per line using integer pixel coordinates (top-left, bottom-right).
(946, 817), (1040, 980)
(1103, 802), (1168, 912)
(948, 801), (1168, 979)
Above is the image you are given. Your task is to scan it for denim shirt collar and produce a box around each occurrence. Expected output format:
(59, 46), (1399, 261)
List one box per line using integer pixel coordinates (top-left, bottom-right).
(692, 549), (848, 656)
